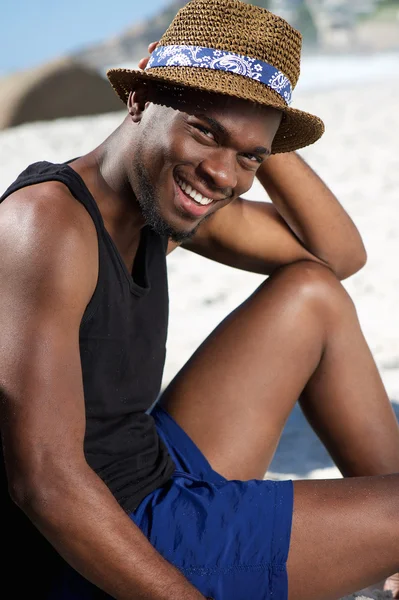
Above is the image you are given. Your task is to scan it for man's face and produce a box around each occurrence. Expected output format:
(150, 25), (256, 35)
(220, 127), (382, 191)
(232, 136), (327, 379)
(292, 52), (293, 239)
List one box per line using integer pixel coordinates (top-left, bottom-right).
(130, 86), (282, 242)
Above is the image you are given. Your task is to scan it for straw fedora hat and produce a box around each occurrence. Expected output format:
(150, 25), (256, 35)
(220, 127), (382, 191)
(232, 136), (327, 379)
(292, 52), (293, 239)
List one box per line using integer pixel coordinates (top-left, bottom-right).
(107, 0), (325, 154)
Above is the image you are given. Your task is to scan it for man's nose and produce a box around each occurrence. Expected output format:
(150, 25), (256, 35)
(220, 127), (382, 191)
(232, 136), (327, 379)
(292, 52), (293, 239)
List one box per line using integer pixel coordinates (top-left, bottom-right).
(199, 149), (238, 194)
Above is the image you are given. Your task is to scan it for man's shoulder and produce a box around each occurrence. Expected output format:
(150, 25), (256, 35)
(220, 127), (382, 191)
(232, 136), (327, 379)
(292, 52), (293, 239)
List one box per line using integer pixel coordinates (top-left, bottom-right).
(0, 171), (99, 314)
(1, 161), (94, 240)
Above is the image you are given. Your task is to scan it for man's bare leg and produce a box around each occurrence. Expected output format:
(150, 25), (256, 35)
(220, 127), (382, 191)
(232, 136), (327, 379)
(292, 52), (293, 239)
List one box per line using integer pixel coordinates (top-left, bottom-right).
(288, 475), (399, 600)
(160, 260), (399, 597)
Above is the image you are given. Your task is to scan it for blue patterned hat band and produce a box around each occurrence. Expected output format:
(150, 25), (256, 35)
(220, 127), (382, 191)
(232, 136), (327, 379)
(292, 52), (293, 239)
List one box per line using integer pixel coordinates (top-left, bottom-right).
(145, 45), (293, 106)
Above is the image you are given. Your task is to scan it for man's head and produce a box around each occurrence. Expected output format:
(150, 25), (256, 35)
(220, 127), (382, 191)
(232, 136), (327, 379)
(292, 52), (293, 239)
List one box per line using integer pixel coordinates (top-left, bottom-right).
(123, 83), (281, 242)
(106, 0), (324, 240)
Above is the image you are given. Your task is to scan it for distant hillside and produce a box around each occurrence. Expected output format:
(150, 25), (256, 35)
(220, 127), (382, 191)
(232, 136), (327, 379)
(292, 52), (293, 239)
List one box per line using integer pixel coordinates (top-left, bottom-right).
(73, 1), (187, 71)
(73, 0), (273, 72)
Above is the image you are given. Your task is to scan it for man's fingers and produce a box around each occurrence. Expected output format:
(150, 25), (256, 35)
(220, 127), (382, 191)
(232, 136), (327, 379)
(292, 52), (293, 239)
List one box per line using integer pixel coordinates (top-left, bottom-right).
(137, 57), (149, 70)
(148, 41), (159, 53)
(383, 573), (399, 598)
(137, 42), (158, 70)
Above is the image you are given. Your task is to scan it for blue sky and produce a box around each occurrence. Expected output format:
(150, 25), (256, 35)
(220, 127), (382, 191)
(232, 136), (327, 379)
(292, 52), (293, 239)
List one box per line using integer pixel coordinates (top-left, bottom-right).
(1, 0), (171, 76)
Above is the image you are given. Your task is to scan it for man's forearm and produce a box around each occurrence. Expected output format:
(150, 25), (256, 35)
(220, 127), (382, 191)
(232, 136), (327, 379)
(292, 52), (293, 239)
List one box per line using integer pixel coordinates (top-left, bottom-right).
(257, 151), (367, 279)
(19, 465), (205, 600)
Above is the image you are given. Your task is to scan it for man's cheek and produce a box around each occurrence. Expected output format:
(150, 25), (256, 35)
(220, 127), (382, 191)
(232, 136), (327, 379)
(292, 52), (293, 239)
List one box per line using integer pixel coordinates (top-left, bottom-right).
(170, 137), (200, 163)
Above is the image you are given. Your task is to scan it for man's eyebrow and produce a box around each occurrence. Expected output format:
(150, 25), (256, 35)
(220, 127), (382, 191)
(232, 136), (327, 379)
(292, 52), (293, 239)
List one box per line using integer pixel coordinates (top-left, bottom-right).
(195, 113), (270, 155)
(195, 114), (228, 137)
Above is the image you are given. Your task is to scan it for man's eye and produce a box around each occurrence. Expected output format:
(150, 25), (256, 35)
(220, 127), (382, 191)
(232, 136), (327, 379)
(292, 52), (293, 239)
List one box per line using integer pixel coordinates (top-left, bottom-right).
(242, 153), (262, 163)
(194, 124), (215, 140)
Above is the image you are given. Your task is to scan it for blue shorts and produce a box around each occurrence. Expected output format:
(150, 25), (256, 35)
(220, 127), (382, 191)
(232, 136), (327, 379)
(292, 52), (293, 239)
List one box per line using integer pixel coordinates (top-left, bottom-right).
(50, 404), (294, 600)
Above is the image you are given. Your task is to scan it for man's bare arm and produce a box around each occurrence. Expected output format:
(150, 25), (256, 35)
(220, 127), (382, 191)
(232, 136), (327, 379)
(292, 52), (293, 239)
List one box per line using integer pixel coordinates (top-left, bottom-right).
(0, 186), (205, 600)
(176, 197), (328, 274)
(179, 152), (366, 281)
(256, 151), (367, 277)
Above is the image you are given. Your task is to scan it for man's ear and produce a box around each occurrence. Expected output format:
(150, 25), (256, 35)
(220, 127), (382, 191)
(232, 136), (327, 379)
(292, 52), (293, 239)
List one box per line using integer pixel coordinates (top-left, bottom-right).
(127, 88), (149, 122)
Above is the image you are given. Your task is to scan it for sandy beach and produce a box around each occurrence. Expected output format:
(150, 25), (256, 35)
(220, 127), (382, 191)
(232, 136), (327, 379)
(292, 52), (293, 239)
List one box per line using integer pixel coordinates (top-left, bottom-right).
(1, 71), (398, 599)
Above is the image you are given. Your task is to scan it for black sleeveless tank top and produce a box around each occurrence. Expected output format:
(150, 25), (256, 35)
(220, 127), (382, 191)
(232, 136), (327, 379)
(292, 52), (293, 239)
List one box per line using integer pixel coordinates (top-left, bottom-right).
(0, 159), (176, 512)
(0, 160), (177, 594)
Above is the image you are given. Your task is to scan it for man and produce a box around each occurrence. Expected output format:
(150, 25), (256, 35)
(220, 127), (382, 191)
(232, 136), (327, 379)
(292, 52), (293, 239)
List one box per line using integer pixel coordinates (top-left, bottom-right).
(0, 0), (398, 598)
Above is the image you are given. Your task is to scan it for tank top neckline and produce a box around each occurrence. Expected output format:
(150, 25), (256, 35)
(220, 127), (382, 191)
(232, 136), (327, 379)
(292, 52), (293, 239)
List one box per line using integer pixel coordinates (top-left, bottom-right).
(64, 163), (151, 297)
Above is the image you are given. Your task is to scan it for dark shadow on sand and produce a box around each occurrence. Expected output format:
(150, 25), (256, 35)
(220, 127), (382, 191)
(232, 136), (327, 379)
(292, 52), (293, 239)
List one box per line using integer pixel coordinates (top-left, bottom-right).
(268, 399), (399, 478)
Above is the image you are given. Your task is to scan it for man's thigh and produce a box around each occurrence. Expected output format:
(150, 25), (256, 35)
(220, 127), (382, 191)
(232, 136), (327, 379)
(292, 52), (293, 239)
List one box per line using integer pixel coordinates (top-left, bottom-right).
(287, 476), (399, 600)
(160, 264), (325, 481)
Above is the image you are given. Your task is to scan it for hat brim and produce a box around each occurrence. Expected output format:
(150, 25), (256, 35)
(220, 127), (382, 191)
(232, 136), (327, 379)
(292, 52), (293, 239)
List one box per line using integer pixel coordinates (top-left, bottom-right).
(106, 66), (324, 154)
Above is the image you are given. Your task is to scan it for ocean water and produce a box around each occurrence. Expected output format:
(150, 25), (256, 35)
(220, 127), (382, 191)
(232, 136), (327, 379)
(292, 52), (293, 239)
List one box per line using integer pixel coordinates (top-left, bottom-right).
(296, 50), (399, 93)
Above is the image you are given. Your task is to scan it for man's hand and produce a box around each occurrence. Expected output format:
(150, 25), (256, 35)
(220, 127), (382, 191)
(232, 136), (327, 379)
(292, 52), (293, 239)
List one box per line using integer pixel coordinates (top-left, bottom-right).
(137, 41), (158, 70)
(384, 573), (399, 598)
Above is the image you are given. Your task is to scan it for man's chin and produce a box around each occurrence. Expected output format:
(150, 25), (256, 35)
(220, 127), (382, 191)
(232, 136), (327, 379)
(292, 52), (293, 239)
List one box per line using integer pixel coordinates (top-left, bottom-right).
(145, 211), (199, 243)
(167, 225), (197, 244)
(153, 205), (204, 242)
(137, 190), (205, 243)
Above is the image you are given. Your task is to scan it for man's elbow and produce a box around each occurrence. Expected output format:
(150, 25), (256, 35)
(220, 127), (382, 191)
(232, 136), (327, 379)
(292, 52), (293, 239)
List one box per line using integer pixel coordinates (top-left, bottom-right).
(8, 457), (77, 520)
(8, 465), (51, 515)
(337, 247), (368, 280)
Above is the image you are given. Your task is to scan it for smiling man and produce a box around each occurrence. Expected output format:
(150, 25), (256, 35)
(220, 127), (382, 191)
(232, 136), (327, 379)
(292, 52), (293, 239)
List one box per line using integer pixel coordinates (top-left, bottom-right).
(126, 85), (282, 244)
(1, 1), (399, 599)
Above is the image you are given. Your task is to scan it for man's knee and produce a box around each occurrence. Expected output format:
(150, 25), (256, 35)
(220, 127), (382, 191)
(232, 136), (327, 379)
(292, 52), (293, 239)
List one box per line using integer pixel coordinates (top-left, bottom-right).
(264, 260), (357, 320)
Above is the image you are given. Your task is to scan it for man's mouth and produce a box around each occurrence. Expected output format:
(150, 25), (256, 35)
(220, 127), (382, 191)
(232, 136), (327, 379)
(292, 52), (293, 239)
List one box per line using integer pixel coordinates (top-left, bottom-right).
(175, 176), (214, 207)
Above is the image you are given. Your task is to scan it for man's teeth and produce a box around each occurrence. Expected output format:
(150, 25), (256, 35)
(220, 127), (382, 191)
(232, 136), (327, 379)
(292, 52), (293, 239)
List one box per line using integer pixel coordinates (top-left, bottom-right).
(176, 177), (213, 206)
